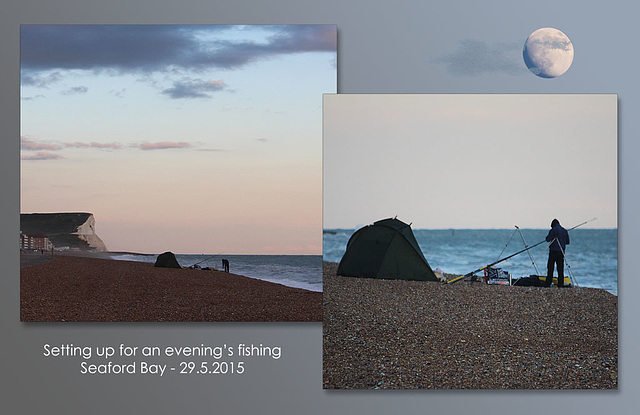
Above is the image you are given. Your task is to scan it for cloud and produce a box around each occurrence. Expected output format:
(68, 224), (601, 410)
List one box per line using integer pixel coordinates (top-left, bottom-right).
(139, 141), (191, 150)
(21, 136), (123, 151)
(110, 88), (126, 98)
(264, 108), (286, 114)
(431, 39), (525, 76)
(21, 137), (63, 151)
(21, 94), (46, 101)
(256, 138), (268, 143)
(21, 152), (64, 160)
(21, 137), (194, 152)
(60, 86), (89, 95)
(21, 71), (62, 87)
(527, 37), (572, 52)
(199, 25), (337, 69)
(20, 25), (336, 76)
(64, 141), (123, 149)
(88, 142), (123, 149)
(161, 78), (227, 99)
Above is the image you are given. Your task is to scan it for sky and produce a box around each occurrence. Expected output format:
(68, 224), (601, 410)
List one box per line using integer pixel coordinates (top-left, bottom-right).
(323, 94), (617, 230)
(20, 25), (336, 254)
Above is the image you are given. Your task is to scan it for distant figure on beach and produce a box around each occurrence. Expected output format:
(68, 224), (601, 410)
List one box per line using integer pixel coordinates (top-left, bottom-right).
(222, 259), (229, 273)
(545, 219), (570, 287)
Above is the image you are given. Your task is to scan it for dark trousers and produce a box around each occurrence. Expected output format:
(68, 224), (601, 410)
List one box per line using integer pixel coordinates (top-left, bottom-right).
(547, 250), (564, 287)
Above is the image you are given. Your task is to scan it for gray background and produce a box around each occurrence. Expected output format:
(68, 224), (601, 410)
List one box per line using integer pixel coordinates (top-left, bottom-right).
(2, 0), (636, 413)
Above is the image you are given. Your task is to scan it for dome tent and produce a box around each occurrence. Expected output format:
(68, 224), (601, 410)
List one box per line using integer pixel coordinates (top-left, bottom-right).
(337, 218), (438, 281)
(154, 251), (182, 269)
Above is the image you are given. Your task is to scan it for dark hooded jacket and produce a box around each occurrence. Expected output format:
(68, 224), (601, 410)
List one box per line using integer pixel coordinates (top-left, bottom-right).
(546, 219), (570, 252)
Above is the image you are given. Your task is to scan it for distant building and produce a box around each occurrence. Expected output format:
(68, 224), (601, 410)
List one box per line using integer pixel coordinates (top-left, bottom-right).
(20, 212), (107, 252)
(20, 232), (53, 252)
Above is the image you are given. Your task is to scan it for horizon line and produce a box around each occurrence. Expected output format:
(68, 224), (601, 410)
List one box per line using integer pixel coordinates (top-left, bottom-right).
(323, 227), (617, 231)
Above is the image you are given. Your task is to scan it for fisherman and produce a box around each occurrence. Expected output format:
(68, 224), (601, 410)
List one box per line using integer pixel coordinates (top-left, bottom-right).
(222, 258), (229, 273)
(545, 219), (570, 287)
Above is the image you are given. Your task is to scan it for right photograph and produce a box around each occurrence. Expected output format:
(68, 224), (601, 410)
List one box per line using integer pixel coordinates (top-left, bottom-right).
(322, 94), (617, 389)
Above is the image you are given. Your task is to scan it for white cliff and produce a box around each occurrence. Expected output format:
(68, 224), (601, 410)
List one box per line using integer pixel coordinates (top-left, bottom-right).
(74, 214), (107, 251)
(20, 212), (108, 252)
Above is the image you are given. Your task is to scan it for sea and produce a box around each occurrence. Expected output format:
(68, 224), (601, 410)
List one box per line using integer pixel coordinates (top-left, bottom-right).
(323, 228), (618, 296)
(109, 253), (323, 292)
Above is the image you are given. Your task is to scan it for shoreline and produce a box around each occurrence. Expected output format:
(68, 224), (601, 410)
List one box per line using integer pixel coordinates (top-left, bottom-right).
(106, 251), (323, 292)
(23, 250), (322, 292)
(20, 254), (322, 322)
(108, 251), (322, 257)
(323, 262), (617, 389)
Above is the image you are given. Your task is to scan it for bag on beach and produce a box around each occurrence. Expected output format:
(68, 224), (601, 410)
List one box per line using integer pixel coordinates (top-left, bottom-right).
(483, 267), (511, 285)
(513, 275), (546, 287)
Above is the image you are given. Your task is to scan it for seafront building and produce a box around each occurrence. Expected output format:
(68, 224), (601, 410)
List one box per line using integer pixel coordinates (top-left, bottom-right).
(20, 232), (53, 252)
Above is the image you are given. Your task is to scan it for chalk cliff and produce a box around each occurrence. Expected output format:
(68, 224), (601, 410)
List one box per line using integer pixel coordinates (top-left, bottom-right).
(20, 212), (108, 251)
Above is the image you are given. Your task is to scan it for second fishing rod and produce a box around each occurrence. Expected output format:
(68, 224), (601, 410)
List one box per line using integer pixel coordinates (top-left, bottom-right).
(446, 218), (596, 284)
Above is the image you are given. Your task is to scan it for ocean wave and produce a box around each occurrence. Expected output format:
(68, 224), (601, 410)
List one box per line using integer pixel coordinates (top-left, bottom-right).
(324, 228), (617, 295)
(110, 253), (323, 292)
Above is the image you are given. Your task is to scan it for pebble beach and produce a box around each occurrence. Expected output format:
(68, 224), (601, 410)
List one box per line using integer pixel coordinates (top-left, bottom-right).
(323, 262), (617, 389)
(20, 254), (322, 322)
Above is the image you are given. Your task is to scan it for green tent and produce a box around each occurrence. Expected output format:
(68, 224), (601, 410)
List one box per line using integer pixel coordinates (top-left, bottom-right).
(337, 218), (438, 281)
(154, 251), (182, 269)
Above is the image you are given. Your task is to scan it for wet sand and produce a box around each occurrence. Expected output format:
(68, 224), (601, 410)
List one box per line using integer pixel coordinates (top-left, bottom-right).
(20, 254), (321, 322)
(323, 262), (617, 389)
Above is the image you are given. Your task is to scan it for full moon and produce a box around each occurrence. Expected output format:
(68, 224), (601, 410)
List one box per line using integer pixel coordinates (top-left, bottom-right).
(523, 28), (574, 78)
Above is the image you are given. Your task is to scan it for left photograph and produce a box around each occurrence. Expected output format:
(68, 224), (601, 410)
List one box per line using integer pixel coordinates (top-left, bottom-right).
(20, 25), (336, 322)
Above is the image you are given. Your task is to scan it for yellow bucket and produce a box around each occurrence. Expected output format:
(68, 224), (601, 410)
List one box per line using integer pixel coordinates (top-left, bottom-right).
(536, 275), (572, 287)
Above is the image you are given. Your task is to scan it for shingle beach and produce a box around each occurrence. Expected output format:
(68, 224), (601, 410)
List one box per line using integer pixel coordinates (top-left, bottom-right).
(20, 254), (322, 322)
(323, 262), (617, 389)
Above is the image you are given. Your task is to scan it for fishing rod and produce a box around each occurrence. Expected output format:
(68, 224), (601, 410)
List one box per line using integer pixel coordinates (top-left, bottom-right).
(447, 218), (597, 284)
(495, 228), (518, 263)
(566, 217), (598, 231)
(558, 240), (578, 287)
(516, 225), (541, 276)
(447, 240), (547, 284)
(191, 253), (222, 267)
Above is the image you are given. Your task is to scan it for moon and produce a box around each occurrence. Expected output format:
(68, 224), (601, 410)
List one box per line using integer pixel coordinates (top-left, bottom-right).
(523, 28), (574, 78)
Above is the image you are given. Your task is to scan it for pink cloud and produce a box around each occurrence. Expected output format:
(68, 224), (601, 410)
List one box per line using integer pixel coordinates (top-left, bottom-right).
(64, 142), (90, 148)
(64, 142), (123, 149)
(21, 152), (64, 161)
(21, 136), (124, 152)
(139, 142), (191, 150)
(20, 137), (62, 151)
(90, 142), (123, 149)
